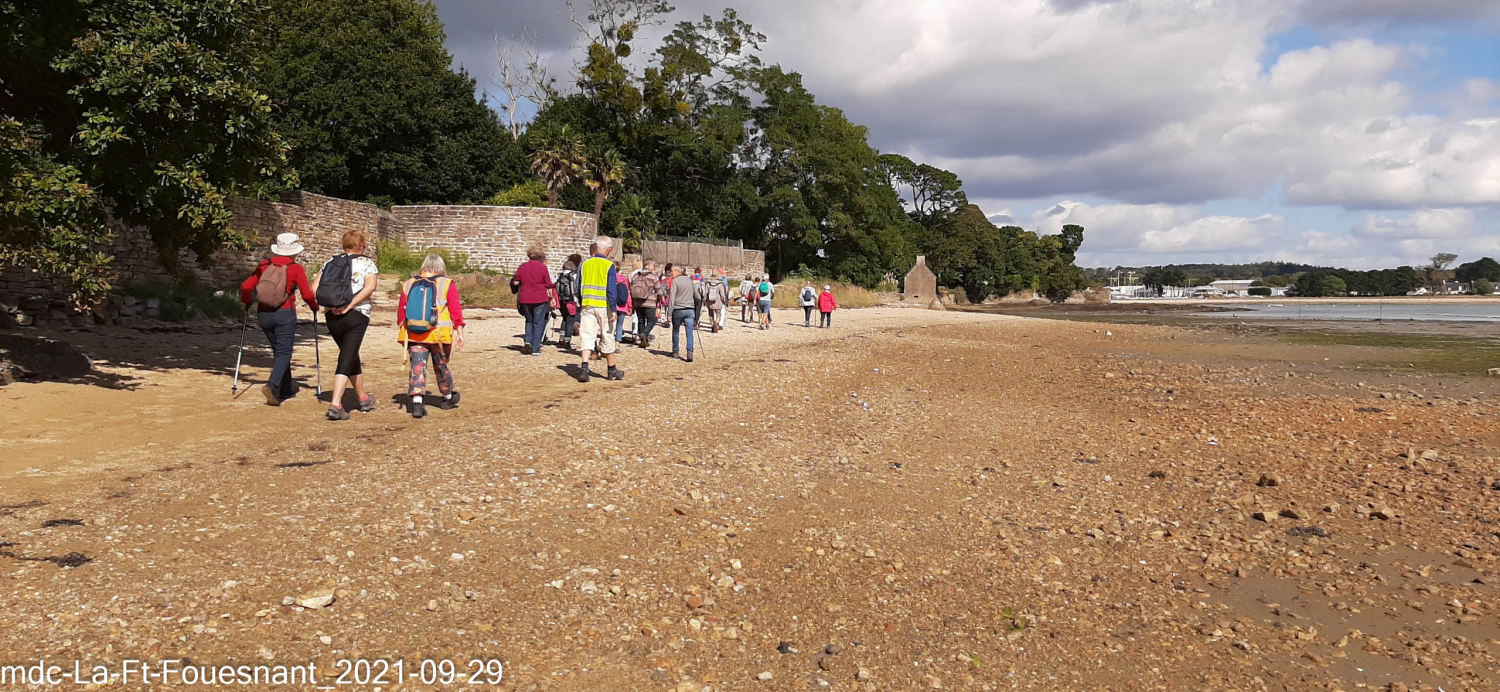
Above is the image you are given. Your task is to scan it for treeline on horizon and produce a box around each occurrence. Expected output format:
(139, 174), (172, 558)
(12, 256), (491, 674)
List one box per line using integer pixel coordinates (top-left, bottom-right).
(1089, 254), (1499, 296)
(0, 0), (1088, 302)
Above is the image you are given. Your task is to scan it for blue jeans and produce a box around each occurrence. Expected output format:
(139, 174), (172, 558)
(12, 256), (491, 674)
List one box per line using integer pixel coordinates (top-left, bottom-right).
(615, 310), (628, 342)
(520, 302), (548, 353)
(560, 307), (579, 345)
(671, 308), (695, 354)
(257, 307), (298, 397)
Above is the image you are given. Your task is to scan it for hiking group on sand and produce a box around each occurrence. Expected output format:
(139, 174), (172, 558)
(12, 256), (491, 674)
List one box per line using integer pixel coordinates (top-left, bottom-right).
(238, 232), (838, 420)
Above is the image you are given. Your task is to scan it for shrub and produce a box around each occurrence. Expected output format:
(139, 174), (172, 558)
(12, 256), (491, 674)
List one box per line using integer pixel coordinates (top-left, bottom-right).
(124, 278), (243, 321)
(771, 279), (883, 309)
(486, 180), (549, 207)
(1476, 279), (1494, 296)
(1248, 286), (1273, 297)
(376, 240), (492, 276)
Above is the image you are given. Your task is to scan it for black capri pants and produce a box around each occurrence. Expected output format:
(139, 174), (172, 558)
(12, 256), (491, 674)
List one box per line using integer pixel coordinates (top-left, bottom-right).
(325, 310), (369, 377)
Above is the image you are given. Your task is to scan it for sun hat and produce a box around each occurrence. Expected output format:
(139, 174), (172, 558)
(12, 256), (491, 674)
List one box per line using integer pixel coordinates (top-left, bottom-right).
(824, 284), (831, 290)
(270, 232), (304, 256)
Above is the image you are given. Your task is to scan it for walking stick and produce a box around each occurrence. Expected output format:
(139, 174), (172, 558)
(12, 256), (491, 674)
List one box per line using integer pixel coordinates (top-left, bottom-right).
(312, 309), (323, 398)
(231, 305), (250, 394)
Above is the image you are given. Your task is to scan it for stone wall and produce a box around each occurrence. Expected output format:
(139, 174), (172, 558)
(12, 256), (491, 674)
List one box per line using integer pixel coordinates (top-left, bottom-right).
(394, 206), (601, 275)
(1, 193), (716, 328)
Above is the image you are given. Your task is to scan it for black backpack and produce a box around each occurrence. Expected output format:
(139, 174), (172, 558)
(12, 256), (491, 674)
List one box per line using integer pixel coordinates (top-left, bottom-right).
(315, 254), (359, 309)
(556, 270), (576, 303)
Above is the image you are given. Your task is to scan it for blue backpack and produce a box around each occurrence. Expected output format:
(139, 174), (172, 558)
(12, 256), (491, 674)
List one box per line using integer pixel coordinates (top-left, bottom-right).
(405, 277), (439, 334)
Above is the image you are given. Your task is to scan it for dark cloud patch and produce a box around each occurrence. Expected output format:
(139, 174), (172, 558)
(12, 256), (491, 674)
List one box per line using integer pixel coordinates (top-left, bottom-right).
(1299, 0), (1500, 27)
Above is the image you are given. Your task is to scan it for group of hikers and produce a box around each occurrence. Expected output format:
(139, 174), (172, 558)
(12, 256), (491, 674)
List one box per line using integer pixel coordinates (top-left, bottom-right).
(239, 232), (838, 421)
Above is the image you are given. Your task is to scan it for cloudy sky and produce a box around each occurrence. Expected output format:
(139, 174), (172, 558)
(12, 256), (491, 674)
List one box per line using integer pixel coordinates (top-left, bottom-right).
(432, 0), (1500, 269)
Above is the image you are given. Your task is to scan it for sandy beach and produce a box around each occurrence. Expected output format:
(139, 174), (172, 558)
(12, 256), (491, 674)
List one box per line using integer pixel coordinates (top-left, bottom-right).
(1, 305), (1498, 690)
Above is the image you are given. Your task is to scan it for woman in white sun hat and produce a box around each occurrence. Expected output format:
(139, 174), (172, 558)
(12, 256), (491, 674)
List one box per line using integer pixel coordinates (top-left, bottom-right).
(240, 232), (319, 405)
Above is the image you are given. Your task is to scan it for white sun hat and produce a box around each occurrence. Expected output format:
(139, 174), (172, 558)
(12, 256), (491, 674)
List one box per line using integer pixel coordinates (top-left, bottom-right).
(270, 232), (304, 256)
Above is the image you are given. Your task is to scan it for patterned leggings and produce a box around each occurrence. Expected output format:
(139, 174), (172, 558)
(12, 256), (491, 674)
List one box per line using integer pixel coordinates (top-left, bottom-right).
(408, 343), (454, 396)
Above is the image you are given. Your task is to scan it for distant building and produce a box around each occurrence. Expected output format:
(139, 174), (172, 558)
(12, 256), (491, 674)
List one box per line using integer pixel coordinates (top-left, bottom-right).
(902, 255), (939, 308)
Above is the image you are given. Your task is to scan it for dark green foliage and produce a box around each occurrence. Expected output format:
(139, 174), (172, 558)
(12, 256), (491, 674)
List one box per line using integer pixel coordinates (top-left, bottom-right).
(1142, 268), (1190, 292)
(123, 278), (243, 321)
(1294, 272), (1349, 297)
(921, 205), (1089, 302)
(0, 117), (111, 301)
(1456, 257), (1500, 283)
(1248, 286), (1272, 297)
(1, 0), (294, 294)
(1475, 279), (1493, 296)
(260, 0), (524, 205)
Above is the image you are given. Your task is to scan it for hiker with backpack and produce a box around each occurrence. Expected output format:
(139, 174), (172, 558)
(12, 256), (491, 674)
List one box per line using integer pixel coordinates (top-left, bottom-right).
(629, 261), (661, 348)
(397, 253), (465, 418)
(667, 264), (698, 362)
(757, 276), (775, 330)
(311, 230), (379, 420)
(818, 284), (838, 328)
(555, 255), (582, 351)
(699, 270), (730, 333)
(613, 267), (634, 345)
(240, 233), (319, 406)
(510, 244), (555, 356)
(799, 283), (818, 327)
(575, 236), (625, 383)
(739, 274), (755, 322)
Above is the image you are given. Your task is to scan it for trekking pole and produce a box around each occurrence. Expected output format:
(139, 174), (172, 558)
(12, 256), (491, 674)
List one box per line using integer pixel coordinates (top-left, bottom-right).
(231, 305), (251, 394)
(312, 309), (323, 398)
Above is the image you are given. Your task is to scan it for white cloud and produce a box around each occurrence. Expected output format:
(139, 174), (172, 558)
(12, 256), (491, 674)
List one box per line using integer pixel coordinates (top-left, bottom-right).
(435, 0), (1500, 265)
(1353, 208), (1476, 238)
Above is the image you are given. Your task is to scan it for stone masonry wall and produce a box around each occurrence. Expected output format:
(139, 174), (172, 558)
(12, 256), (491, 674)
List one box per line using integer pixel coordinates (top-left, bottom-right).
(393, 206), (601, 275)
(2, 193), (718, 328)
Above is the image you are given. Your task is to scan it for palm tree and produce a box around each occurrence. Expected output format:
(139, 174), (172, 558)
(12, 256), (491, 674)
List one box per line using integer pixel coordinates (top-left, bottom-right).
(606, 192), (658, 254)
(528, 125), (583, 208)
(582, 147), (627, 223)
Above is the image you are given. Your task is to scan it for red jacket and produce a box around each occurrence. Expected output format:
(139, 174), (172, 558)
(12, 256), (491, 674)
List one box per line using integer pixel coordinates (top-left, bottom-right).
(511, 259), (555, 305)
(241, 256), (318, 311)
(818, 291), (837, 312)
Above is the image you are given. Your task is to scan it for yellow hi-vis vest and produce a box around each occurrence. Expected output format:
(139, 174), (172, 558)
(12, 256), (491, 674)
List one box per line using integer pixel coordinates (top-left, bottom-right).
(580, 256), (613, 309)
(397, 275), (455, 344)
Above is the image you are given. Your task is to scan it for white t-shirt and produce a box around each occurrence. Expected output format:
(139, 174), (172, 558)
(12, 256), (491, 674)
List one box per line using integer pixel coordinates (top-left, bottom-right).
(348, 255), (378, 315)
(321, 254), (379, 315)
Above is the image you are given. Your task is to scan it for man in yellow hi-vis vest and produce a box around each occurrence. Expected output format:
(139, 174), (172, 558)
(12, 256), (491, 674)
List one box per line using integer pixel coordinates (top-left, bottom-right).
(575, 236), (625, 382)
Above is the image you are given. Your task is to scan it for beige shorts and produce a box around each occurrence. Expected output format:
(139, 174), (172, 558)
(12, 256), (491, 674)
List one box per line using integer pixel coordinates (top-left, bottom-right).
(578, 306), (616, 355)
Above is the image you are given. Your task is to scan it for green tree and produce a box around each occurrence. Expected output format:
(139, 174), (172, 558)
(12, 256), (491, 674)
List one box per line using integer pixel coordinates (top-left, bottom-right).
(1456, 257), (1500, 283)
(528, 124), (585, 208)
(0, 0), (294, 289)
(603, 191), (659, 253)
(1474, 279), (1493, 296)
(260, 0), (523, 204)
(581, 146), (627, 223)
(736, 67), (914, 285)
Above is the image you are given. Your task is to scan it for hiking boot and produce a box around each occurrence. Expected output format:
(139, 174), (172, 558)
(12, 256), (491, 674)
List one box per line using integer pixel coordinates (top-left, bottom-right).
(607, 365), (625, 381)
(521, 343), (532, 355)
(357, 396), (376, 413)
(671, 350), (680, 360)
(410, 399), (427, 419)
(686, 351), (695, 363)
(326, 406), (350, 421)
(434, 391), (461, 410)
(262, 383), (281, 406)
(576, 363), (592, 383)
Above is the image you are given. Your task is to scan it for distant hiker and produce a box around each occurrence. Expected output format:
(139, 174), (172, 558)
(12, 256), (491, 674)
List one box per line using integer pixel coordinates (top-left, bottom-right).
(511, 244), (555, 356)
(397, 253), (465, 418)
(757, 276), (775, 330)
(799, 282), (817, 327)
(555, 255), (582, 351)
(700, 271), (730, 334)
(575, 237), (624, 382)
(667, 265), (698, 362)
(614, 266), (634, 344)
(739, 273), (755, 322)
(818, 284), (838, 328)
(240, 233), (319, 406)
(658, 263), (673, 318)
(629, 260), (661, 348)
(311, 230), (379, 420)
(692, 267), (705, 326)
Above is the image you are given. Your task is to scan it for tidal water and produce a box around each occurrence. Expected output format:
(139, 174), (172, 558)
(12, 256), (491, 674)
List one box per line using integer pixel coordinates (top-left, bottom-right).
(1197, 302), (1500, 323)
